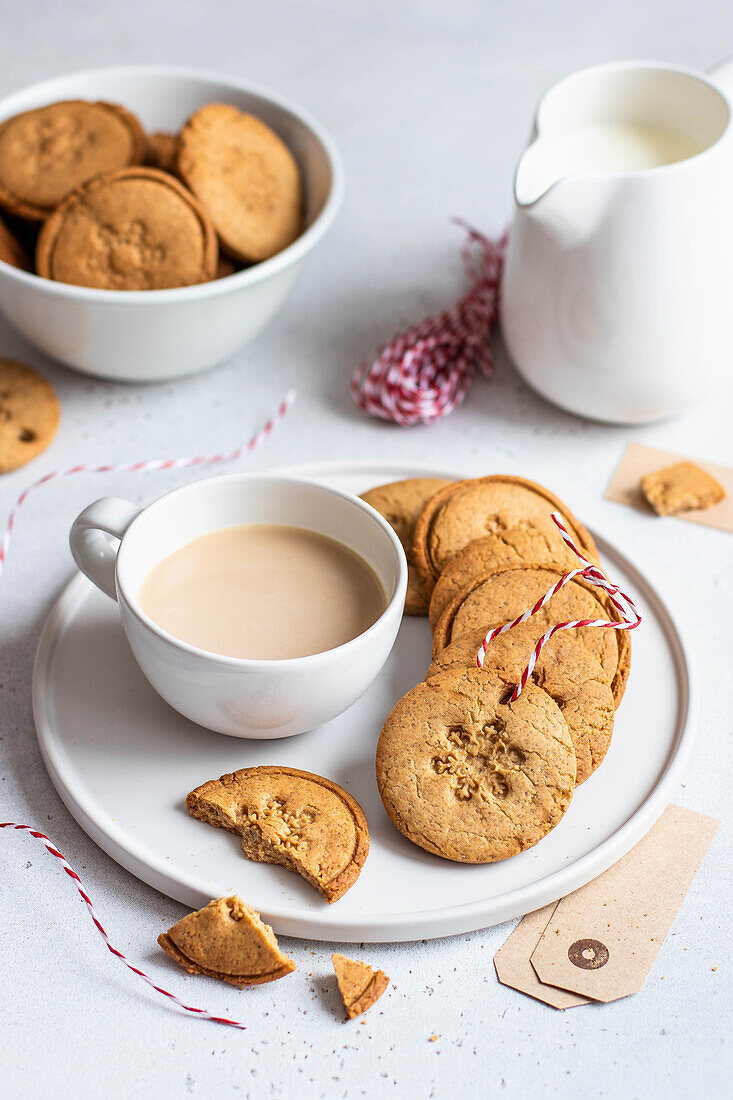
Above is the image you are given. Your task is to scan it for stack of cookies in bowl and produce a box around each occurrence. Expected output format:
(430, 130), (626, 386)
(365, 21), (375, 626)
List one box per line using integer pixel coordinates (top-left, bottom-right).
(361, 475), (631, 865)
(0, 97), (302, 288)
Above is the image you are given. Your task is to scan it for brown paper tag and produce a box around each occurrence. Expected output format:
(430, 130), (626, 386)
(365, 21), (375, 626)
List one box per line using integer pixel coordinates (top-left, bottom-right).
(605, 443), (733, 531)
(494, 903), (590, 1009)
(530, 805), (720, 1002)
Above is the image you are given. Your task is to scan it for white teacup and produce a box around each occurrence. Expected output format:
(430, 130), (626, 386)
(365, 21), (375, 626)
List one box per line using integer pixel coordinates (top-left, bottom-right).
(69, 474), (407, 739)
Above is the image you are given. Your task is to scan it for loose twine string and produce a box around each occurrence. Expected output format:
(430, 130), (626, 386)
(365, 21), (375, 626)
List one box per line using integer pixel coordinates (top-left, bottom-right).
(351, 221), (507, 426)
(476, 512), (642, 700)
(2, 390), (298, 1029)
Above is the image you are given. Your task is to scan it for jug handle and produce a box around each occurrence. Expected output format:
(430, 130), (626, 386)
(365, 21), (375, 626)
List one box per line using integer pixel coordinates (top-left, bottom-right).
(707, 57), (733, 98)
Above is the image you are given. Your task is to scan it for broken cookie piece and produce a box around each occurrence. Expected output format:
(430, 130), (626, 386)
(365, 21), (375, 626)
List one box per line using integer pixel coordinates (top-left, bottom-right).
(640, 461), (725, 516)
(186, 766), (369, 903)
(158, 895), (295, 987)
(332, 953), (389, 1019)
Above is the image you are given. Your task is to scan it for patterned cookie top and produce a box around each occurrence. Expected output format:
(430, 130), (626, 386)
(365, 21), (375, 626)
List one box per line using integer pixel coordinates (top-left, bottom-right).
(376, 668), (576, 863)
(178, 103), (302, 264)
(0, 358), (60, 473)
(186, 766), (369, 903)
(36, 167), (218, 290)
(0, 100), (145, 220)
(413, 476), (598, 595)
(431, 562), (630, 708)
(361, 478), (452, 615)
(158, 895), (295, 987)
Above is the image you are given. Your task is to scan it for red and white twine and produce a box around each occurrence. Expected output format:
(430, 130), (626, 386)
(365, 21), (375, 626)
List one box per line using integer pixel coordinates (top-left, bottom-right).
(2, 390), (296, 1028)
(477, 512), (642, 700)
(1, 823), (246, 1029)
(351, 222), (506, 426)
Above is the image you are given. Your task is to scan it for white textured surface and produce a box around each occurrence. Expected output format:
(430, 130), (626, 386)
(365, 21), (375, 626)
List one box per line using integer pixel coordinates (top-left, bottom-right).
(1, 2), (731, 1097)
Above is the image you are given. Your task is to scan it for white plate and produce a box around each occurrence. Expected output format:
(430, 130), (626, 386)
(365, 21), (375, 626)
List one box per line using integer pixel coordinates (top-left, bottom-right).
(33, 461), (696, 942)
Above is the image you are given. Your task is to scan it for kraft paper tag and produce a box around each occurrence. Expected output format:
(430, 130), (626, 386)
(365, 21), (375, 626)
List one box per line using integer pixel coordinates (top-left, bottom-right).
(605, 443), (733, 532)
(493, 903), (590, 1009)
(530, 805), (720, 1003)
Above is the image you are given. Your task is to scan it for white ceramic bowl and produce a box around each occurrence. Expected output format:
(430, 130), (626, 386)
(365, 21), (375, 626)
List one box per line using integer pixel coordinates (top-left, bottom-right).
(69, 473), (407, 739)
(0, 66), (344, 382)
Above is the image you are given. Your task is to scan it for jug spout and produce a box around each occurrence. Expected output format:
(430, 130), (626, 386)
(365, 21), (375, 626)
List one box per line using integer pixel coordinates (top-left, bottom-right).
(514, 140), (622, 245)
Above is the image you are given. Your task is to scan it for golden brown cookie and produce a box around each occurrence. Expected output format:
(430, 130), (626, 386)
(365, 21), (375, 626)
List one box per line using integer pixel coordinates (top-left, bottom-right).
(0, 100), (145, 221)
(177, 103), (302, 263)
(332, 954), (389, 1019)
(36, 167), (218, 290)
(216, 253), (240, 279)
(158, 895), (295, 987)
(376, 668), (576, 863)
(145, 130), (178, 173)
(431, 563), (630, 707)
(187, 766), (369, 903)
(0, 214), (31, 271)
(428, 530), (559, 632)
(641, 462), (725, 516)
(428, 622), (615, 784)
(0, 358), (60, 473)
(413, 476), (598, 597)
(361, 478), (453, 615)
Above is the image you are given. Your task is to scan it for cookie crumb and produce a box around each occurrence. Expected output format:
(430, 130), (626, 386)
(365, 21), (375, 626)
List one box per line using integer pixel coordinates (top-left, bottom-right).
(640, 462), (725, 516)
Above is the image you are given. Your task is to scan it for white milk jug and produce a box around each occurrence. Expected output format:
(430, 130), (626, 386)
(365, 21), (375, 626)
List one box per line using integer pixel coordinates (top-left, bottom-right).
(500, 60), (733, 423)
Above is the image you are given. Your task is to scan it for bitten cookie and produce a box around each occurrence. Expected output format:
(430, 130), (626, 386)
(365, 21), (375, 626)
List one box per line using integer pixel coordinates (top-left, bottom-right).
(0, 100), (145, 221)
(177, 103), (302, 263)
(36, 167), (218, 290)
(413, 476), (598, 597)
(158, 895), (295, 987)
(0, 358), (60, 473)
(431, 563), (630, 707)
(428, 529), (557, 632)
(0, 214), (31, 271)
(361, 478), (453, 615)
(332, 954), (389, 1019)
(376, 668), (576, 862)
(187, 766), (369, 903)
(640, 461), (725, 515)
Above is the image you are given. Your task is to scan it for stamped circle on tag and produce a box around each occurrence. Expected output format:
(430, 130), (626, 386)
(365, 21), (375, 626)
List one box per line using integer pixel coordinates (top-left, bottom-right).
(567, 938), (610, 970)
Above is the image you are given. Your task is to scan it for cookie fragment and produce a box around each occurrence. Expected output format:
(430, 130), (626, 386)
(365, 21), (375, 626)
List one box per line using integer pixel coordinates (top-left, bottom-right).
(376, 668), (576, 863)
(0, 358), (60, 473)
(187, 766), (369, 902)
(361, 478), (453, 615)
(413, 476), (598, 597)
(332, 953), (389, 1019)
(158, 895), (295, 986)
(36, 167), (218, 290)
(0, 100), (145, 220)
(640, 462), (725, 516)
(178, 103), (302, 263)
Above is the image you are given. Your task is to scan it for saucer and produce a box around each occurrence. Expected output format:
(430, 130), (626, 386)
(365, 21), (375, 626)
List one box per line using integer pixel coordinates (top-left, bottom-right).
(33, 460), (696, 942)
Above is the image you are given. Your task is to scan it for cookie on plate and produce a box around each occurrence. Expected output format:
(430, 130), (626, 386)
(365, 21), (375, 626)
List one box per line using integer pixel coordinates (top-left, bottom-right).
(187, 766), (369, 903)
(158, 895), (295, 986)
(36, 167), (218, 290)
(428, 529), (558, 632)
(376, 668), (576, 863)
(332, 953), (389, 1019)
(413, 476), (598, 597)
(177, 103), (302, 263)
(0, 358), (60, 473)
(145, 130), (178, 173)
(360, 478), (453, 615)
(0, 214), (31, 271)
(640, 461), (725, 516)
(0, 100), (145, 221)
(428, 621), (616, 784)
(431, 562), (630, 707)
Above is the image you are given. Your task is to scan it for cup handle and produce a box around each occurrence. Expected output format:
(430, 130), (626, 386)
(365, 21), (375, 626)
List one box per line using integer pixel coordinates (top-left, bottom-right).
(707, 57), (733, 98)
(69, 497), (142, 601)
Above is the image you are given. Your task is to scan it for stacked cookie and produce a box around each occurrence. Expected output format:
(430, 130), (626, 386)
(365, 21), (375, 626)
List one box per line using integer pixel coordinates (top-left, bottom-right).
(0, 99), (302, 289)
(362, 476), (631, 864)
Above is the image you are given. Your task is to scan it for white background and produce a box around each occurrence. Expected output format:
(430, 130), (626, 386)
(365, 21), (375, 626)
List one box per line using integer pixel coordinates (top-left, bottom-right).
(1, 2), (732, 1097)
